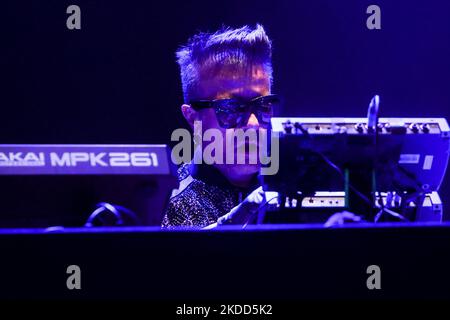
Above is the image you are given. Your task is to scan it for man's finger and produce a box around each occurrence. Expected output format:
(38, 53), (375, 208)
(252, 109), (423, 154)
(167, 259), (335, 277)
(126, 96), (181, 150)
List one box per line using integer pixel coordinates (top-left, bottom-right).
(340, 211), (362, 221)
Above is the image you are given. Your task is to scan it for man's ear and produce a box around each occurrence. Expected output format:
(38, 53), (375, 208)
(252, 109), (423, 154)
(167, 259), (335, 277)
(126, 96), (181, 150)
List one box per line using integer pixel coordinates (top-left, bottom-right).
(181, 104), (198, 128)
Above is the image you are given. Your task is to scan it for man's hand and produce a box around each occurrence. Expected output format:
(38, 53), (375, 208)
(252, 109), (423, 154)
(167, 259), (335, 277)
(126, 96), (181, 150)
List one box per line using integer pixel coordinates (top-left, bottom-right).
(203, 187), (265, 229)
(218, 186), (265, 225)
(324, 211), (362, 228)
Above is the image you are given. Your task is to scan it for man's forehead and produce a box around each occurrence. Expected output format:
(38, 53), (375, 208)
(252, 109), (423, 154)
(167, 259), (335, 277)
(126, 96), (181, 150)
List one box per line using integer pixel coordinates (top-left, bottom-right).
(197, 64), (270, 99)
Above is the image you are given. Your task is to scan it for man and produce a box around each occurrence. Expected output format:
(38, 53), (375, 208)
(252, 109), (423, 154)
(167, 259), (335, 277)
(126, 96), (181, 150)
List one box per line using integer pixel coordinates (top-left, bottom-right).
(162, 24), (360, 229)
(162, 25), (273, 229)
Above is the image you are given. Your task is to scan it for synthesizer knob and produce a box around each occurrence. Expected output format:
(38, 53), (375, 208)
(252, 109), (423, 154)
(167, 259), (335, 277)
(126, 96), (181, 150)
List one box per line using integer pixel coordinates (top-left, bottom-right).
(410, 123), (420, 133)
(377, 123), (384, 133)
(283, 120), (293, 134)
(421, 123), (430, 133)
(338, 126), (347, 134)
(294, 122), (308, 134)
(355, 123), (365, 133)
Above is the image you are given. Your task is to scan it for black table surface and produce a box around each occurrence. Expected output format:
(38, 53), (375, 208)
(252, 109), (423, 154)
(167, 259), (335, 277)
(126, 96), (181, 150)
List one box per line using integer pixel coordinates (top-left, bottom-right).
(1, 222), (449, 300)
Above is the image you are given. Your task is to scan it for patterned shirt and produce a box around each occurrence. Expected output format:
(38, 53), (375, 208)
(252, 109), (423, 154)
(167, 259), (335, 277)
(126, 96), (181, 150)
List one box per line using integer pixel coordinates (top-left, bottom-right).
(161, 164), (259, 229)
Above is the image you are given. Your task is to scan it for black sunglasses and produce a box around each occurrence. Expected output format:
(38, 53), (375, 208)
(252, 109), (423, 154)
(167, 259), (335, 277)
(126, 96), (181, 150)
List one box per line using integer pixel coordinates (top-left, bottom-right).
(189, 94), (281, 128)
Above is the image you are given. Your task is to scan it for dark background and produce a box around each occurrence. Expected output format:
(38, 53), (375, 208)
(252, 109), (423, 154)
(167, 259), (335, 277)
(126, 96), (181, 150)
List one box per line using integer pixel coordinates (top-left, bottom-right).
(3, 0), (450, 205)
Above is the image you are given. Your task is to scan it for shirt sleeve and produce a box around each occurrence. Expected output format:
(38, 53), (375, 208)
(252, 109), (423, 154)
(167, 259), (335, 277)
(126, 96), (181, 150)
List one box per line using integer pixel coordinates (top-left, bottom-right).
(161, 195), (213, 229)
(161, 200), (194, 229)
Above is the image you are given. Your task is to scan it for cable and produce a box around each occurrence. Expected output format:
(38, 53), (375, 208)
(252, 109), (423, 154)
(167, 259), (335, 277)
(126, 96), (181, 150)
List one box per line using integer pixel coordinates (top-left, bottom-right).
(374, 191), (409, 222)
(85, 202), (123, 227)
(85, 202), (141, 227)
(371, 95), (383, 221)
(367, 95), (380, 131)
(315, 151), (373, 207)
(242, 195), (279, 229)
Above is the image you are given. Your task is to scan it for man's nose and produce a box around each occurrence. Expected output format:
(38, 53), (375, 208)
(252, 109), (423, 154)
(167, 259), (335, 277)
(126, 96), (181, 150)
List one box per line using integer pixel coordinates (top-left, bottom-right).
(247, 113), (260, 127)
